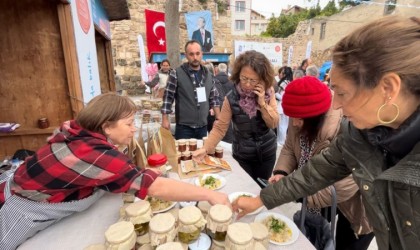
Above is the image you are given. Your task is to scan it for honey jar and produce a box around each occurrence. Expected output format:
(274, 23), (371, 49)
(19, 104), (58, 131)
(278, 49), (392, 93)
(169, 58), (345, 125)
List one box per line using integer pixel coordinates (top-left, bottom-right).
(188, 138), (197, 151)
(214, 147), (223, 159)
(38, 118), (49, 129)
(181, 151), (191, 161)
(178, 139), (187, 152)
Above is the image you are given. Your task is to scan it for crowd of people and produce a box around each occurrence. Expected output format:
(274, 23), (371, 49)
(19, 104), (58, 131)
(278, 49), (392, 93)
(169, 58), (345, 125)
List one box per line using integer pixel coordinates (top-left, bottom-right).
(2, 15), (420, 250)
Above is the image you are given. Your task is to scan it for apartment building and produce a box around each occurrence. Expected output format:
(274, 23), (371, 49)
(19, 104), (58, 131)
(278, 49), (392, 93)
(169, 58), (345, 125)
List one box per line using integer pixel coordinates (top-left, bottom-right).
(250, 10), (269, 35)
(230, 0), (252, 35)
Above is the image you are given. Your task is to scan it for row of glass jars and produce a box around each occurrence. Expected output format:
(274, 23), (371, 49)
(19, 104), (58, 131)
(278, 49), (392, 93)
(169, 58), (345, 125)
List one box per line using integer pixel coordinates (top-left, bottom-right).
(101, 200), (270, 250)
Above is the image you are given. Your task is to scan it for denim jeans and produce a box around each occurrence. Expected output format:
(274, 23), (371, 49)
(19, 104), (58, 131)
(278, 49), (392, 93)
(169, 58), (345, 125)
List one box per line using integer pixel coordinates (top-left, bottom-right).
(175, 124), (208, 140)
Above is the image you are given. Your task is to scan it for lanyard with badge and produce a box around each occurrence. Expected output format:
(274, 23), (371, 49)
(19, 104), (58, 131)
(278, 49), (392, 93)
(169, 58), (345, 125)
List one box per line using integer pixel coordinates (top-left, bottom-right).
(192, 71), (207, 106)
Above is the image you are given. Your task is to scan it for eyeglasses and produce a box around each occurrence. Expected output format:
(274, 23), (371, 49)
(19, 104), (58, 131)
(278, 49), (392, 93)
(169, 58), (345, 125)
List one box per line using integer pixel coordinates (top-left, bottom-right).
(239, 75), (259, 85)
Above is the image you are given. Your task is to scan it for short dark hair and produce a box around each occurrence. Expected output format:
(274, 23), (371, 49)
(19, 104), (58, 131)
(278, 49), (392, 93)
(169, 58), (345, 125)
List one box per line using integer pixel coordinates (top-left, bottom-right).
(184, 40), (201, 52)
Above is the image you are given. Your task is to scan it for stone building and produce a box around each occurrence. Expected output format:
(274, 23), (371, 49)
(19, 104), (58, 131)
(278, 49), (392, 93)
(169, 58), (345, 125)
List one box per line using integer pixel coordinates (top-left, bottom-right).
(110, 0), (420, 94)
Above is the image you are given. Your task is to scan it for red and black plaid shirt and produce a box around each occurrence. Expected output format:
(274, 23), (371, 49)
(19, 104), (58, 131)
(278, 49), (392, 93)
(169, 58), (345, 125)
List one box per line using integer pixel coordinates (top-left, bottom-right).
(0, 120), (159, 204)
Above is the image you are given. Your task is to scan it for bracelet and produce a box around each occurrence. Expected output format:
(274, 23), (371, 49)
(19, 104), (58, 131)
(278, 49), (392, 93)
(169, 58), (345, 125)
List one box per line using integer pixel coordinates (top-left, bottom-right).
(272, 169), (288, 176)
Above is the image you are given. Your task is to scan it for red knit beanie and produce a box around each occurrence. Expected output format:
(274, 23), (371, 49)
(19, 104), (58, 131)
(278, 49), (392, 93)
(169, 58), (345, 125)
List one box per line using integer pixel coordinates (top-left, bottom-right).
(282, 76), (332, 118)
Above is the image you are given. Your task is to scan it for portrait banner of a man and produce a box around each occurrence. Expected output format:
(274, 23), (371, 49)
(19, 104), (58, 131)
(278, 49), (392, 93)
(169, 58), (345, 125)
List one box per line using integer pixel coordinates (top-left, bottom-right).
(185, 10), (214, 52)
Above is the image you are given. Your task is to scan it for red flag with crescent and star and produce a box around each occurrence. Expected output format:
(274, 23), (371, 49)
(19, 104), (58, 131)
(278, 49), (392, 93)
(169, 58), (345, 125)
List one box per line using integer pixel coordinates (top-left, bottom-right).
(145, 9), (166, 56)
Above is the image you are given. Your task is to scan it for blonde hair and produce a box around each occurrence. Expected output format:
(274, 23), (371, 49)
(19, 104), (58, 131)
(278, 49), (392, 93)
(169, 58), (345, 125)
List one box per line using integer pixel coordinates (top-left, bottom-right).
(333, 16), (420, 96)
(76, 93), (137, 134)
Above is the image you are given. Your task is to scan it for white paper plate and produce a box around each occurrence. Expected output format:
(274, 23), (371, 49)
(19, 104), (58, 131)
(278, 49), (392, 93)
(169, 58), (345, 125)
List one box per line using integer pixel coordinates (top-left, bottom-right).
(194, 174), (226, 190)
(134, 198), (177, 214)
(228, 191), (264, 216)
(254, 212), (300, 246)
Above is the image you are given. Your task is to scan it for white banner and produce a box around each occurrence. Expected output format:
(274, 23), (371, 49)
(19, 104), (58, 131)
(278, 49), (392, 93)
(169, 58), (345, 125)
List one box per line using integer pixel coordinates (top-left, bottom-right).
(305, 40), (312, 59)
(234, 41), (283, 67)
(70, 0), (101, 103)
(287, 46), (293, 66)
(137, 35), (150, 92)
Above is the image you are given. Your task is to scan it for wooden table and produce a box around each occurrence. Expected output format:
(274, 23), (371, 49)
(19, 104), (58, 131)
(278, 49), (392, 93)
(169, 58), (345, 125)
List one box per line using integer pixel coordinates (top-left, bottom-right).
(18, 142), (315, 250)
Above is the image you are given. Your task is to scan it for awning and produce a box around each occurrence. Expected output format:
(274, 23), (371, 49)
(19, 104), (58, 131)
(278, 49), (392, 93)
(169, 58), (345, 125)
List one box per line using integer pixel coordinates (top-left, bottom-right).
(150, 52), (231, 63)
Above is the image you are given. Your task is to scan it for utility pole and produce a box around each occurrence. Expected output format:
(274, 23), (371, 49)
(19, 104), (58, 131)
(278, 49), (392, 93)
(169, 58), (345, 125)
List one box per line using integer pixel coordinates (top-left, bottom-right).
(165, 0), (181, 67)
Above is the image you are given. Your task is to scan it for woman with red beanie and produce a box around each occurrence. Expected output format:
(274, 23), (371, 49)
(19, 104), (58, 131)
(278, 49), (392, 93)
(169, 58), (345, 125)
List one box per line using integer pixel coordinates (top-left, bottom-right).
(269, 76), (374, 250)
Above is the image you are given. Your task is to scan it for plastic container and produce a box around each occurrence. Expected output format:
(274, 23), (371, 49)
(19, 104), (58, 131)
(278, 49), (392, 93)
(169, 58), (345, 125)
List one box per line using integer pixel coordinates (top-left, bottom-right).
(188, 233), (211, 250)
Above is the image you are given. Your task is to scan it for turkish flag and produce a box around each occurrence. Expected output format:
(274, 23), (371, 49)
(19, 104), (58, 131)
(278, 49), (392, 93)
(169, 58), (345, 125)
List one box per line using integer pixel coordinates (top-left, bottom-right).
(145, 9), (166, 56)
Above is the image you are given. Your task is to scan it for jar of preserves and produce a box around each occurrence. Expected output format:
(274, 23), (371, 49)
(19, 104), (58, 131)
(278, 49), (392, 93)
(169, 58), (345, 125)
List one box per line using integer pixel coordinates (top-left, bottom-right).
(124, 200), (153, 236)
(206, 204), (232, 242)
(178, 139), (187, 152)
(197, 201), (212, 218)
(188, 138), (197, 151)
(225, 222), (254, 249)
(104, 221), (137, 250)
(249, 222), (269, 248)
(210, 239), (225, 250)
(214, 147), (223, 159)
(177, 151), (182, 164)
(38, 118), (49, 129)
(178, 206), (207, 244)
(181, 151), (191, 161)
(149, 213), (177, 247)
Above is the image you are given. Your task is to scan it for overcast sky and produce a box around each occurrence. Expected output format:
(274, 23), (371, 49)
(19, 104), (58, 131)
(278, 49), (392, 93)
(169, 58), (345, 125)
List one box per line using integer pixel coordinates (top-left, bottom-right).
(251, 0), (336, 18)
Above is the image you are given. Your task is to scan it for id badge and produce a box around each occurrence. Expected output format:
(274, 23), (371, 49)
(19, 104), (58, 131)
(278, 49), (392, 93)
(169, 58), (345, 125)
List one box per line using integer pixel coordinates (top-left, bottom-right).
(196, 87), (207, 103)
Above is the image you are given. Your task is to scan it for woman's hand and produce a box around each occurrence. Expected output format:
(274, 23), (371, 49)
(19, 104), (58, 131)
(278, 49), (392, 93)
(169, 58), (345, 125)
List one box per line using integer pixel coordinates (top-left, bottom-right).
(269, 174), (285, 184)
(232, 196), (264, 219)
(207, 191), (231, 208)
(253, 83), (266, 107)
(192, 148), (207, 162)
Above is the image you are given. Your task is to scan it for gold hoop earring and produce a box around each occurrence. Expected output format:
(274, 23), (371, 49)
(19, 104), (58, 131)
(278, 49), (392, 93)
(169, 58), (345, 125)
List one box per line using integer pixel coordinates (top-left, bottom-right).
(376, 101), (400, 124)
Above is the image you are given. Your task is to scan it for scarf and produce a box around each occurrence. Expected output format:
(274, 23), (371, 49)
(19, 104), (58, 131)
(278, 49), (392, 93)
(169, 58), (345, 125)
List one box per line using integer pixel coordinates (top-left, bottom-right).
(298, 135), (320, 214)
(235, 84), (272, 118)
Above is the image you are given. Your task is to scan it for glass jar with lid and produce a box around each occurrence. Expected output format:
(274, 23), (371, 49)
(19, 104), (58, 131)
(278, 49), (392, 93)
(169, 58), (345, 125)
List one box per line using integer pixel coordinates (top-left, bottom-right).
(210, 239), (225, 250)
(197, 201), (212, 218)
(124, 200), (153, 236)
(249, 222), (269, 248)
(147, 153), (172, 177)
(104, 221), (137, 250)
(225, 222), (254, 249)
(149, 213), (177, 247)
(177, 206), (207, 244)
(206, 204), (233, 241)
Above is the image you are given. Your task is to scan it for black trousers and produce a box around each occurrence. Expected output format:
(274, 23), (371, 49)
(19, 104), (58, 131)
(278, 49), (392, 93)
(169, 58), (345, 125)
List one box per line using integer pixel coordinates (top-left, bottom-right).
(336, 209), (375, 250)
(233, 151), (276, 188)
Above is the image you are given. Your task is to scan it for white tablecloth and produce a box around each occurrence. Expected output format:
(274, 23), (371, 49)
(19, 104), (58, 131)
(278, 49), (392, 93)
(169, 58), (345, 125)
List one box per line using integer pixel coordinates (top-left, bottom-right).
(19, 141), (314, 250)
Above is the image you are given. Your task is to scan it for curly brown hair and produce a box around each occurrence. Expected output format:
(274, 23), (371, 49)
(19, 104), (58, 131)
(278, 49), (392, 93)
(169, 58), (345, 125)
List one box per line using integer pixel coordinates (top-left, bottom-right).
(230, 50), (275, 90)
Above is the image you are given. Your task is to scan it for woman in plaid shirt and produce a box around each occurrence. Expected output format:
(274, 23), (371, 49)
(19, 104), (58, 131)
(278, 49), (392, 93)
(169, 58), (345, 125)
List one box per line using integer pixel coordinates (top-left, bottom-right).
(0, 93), (229, 250)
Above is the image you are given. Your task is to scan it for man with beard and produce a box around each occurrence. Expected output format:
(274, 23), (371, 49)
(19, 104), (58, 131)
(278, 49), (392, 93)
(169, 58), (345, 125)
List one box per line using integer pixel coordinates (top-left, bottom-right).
(161, 40), (220, 139)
